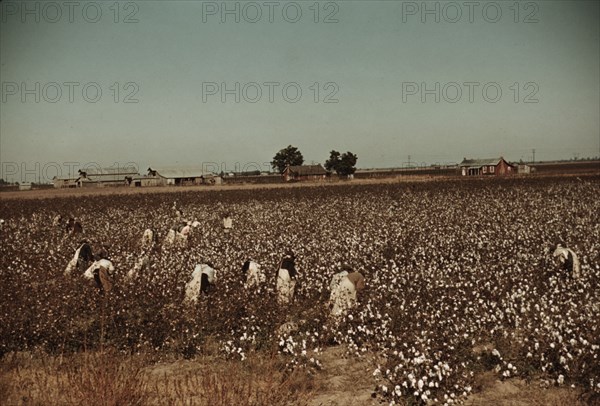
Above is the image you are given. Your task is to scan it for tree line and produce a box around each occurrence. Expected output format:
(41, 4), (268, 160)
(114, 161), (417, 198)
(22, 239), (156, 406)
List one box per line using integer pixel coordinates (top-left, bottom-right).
(271, 145), (358, 177)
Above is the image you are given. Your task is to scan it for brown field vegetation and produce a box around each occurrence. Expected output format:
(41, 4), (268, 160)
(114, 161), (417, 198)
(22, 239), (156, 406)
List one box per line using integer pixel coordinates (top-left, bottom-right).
(1, 175), (599, 405)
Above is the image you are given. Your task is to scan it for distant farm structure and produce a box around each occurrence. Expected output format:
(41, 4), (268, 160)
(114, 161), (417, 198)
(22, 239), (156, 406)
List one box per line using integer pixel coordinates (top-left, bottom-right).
(460, 157), (514, 176)
(283, 164), (328, 181)
(53, 167), (138, 188)
(146, 167), (219, 186)
(126, 175), (162, 188)
(9, 158), (596, 193)
(517, 164), (535, 175)
(354, 164), (459, 179)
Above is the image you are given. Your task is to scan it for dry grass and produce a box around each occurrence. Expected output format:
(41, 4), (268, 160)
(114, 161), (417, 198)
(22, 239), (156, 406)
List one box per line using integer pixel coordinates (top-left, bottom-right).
(1, 351), (148, 406)
(1, 349), (594, 406)
(0, 350), (315, 406)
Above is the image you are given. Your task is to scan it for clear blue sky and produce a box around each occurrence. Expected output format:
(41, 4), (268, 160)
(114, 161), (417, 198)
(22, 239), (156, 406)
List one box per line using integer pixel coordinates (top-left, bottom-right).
(1, 1), (598, 182)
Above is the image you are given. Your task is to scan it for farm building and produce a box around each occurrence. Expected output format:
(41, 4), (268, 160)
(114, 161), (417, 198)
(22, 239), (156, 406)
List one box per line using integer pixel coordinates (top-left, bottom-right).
(282, 164), (328, 181)
(76, 166), (139, 187)
(459, 157), (514, 176)
(147, 167), (217, 186)
(517, 164), (535, 174)
(126, 175), (162, 188)
(53, 167), (139, 188)
(18, 182), (32, 191)
(53, 176), (78, 188)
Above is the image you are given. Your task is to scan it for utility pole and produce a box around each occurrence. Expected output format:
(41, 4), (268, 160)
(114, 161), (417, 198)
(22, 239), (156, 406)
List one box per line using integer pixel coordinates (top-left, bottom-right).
(407, 154), (411, 168)
(532, 148), (535, 164)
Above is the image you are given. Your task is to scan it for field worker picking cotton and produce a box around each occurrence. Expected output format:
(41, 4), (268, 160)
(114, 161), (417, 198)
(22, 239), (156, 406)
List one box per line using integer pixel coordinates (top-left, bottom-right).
(84, 253), (116, 294)
(553, 242), (581, 279)
(329, 264), (365, 318)
(223, 212), (233, 234)
(277, 251), (298, 305)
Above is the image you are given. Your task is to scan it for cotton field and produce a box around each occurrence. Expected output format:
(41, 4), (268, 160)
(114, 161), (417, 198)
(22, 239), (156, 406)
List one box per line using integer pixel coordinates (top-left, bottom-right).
(1, 175), (599, 404)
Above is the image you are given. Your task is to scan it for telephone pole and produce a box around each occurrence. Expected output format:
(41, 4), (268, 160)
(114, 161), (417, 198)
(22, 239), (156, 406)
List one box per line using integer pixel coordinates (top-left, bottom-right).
(532, 148), (535, 164)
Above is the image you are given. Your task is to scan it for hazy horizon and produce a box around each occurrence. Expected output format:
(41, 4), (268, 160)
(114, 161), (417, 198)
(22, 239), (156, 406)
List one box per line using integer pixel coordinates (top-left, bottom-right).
(1, 0), (599, 183)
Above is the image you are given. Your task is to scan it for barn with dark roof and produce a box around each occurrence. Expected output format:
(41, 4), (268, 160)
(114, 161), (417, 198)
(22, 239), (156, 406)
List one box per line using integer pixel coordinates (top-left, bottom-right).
(282, 164), (328, 181)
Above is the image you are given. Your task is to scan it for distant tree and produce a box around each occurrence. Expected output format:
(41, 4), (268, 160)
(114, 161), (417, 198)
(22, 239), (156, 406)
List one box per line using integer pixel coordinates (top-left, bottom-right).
(325, 150), (358, 177)
(271, 145), (304, 173)
(324, 150), (341, 172)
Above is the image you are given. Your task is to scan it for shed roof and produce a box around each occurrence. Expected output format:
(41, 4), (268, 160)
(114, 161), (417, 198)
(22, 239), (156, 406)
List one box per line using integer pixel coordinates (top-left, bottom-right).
(285, 164), (327, 176)
(81, 166), (139, 176)
(148, 167), (213, 179)
(459, 158), (506, 168)
(78, 167), (138, 182)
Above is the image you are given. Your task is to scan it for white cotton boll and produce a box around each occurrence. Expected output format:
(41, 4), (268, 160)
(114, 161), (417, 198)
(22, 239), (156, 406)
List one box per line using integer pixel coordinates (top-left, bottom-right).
(557, 375), (564, 385)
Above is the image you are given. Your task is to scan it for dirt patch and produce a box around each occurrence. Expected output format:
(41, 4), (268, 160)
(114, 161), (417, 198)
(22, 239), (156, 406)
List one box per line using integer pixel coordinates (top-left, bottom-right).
(307, 346), (379, 406)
